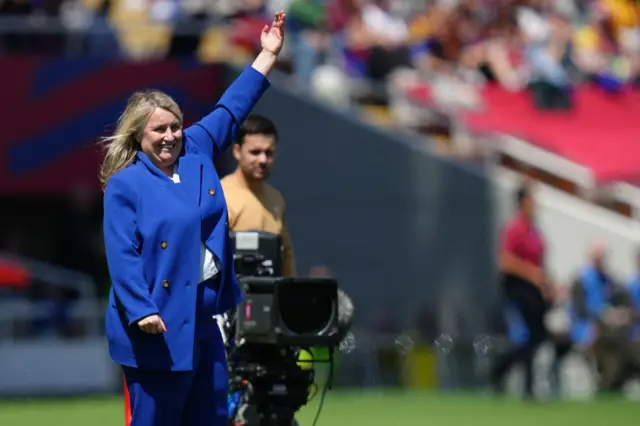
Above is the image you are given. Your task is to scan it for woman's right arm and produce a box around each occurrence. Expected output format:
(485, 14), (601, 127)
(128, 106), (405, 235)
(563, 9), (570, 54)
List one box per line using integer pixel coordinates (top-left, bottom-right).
(103, 178), (159, 326)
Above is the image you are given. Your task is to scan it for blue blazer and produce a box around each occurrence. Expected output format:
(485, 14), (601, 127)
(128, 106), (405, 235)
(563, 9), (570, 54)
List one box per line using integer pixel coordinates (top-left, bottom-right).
(103, 66), (270, 371)
(569, 266), (612, 345)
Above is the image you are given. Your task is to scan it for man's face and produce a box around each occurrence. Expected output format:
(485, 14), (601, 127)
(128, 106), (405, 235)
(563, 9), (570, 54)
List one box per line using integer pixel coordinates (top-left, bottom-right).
(233, 133), (276, 182)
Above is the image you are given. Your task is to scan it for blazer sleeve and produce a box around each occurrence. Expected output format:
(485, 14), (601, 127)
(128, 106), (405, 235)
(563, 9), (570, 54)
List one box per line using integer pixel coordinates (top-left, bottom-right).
(104, 178), (159, 326)
(184, 65), (271, 160)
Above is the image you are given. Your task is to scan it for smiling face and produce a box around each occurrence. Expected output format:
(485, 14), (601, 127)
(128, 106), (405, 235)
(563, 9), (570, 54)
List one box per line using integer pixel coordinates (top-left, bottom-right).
(139, 107), (183, 173)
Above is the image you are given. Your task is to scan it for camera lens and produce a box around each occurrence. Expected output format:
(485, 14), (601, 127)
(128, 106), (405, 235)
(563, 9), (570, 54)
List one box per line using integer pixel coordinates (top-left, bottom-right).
(278, 282), (335, 335)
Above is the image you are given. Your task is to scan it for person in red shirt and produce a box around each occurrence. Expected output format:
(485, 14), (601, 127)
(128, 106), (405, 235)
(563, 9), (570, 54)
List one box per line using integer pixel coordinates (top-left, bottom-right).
(490, 185), (556, 399)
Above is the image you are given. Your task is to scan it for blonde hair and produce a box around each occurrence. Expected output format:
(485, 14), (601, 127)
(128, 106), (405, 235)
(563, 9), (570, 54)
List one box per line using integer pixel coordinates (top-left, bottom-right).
(99, 90), (183, 190)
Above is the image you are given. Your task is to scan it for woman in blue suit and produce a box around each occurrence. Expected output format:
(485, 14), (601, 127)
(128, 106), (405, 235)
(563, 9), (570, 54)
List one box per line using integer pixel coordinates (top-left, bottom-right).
(100, 12), (286, 426)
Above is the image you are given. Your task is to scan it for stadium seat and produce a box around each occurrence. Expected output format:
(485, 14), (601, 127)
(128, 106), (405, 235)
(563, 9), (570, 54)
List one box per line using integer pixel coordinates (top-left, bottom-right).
(115, 23), (172, 60)
(228, 16), (270, 53)
(81, 0), (103, 12)
(197, 27), (254, 65)
(108, 0), (172, 59)
(197, 27), (231, 63)
(360, 105), (394, 128)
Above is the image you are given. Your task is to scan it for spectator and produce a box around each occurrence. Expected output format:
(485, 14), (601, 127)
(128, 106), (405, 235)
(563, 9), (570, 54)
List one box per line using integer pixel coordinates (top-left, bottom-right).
(601, 0), (638, 45)
(361, 0), (412, 80)
(603, 0), (640, 84)
(525, 12), (576, 109)
(288, 0), (333, 85)
(167, 0), (211, 57)
(570, 241), (639, 393)
(225, 0), (273, 58)
(329, 0), (412, 81)
(83, 0), (122, 59)
(572, 5), (636, 91)
(625, 249), (640, 360)
(408, 3), (458, 74)
(490, 184), (558, 400)
(480, 1), (528, 91)
(410, 1), (525, 91)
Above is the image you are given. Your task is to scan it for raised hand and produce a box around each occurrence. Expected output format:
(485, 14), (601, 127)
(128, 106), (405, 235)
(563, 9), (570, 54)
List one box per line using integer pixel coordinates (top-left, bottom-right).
(261, 11), (286, 56)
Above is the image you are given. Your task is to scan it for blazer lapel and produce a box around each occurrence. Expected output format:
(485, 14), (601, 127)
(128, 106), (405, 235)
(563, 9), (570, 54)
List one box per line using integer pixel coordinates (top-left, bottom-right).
(136, 151), (174, 182)
(136, 151), (202, 205)
(177, 154), (203, 206)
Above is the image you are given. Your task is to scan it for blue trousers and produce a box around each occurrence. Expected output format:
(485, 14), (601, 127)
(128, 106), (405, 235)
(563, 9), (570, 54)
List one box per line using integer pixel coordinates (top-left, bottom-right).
(124, 327), (228, 426)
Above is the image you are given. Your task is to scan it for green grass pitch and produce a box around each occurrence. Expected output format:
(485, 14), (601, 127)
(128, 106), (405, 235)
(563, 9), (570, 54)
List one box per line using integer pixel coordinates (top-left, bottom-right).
(1, 391), (639, 426)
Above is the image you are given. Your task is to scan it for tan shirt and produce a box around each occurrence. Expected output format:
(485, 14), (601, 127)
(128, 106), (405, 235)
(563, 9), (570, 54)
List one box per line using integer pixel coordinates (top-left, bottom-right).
(221, 174), (296, 277)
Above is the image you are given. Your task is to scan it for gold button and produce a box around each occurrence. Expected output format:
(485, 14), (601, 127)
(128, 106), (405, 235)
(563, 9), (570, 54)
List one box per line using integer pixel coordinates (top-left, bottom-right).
(208, 188), (215, 196)
(162, 280), (169, 288)
(160, 241), (168, 249)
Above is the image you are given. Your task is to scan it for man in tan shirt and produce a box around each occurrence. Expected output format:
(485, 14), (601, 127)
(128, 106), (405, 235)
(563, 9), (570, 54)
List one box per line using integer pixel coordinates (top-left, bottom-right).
(221, 115), (296, 277)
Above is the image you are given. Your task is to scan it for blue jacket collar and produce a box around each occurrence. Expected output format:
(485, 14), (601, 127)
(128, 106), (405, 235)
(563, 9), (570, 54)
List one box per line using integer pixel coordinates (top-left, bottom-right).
(136, 150), (175, 181)
(135, 150), (202, 205)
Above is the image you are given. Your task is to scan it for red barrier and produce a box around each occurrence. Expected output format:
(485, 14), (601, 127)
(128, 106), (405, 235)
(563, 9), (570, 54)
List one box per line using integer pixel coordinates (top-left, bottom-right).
(0, 259), (30, 289)
(407, 83), (640, 183)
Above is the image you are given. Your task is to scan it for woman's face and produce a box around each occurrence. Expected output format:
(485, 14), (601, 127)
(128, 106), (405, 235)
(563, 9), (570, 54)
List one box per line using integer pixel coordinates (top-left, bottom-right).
(140, 107), (183, 171)
(521, 194), (535, 217)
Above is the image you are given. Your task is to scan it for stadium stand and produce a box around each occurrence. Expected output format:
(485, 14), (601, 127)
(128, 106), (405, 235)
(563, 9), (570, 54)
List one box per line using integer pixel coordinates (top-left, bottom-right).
(326, 0), (640, 222)
(1, 0), (638, 218)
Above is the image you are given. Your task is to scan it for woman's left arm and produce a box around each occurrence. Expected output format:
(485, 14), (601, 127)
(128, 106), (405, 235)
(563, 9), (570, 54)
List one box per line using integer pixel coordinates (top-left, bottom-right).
(184, 11), (286, 160)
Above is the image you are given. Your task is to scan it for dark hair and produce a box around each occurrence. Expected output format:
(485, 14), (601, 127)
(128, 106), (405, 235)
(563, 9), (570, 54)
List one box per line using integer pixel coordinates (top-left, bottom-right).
(515, 185), (530, 207)
(236, 115), (278, 146)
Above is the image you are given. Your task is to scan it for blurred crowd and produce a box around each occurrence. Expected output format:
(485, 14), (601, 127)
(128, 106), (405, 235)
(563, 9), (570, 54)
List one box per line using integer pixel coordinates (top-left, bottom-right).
(1, 0), (638, 94)
(285, 0), (640, 104)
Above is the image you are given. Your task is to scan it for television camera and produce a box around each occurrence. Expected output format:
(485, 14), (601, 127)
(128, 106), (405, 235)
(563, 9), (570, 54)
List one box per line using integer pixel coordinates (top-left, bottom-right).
(223, 231), (345, 426)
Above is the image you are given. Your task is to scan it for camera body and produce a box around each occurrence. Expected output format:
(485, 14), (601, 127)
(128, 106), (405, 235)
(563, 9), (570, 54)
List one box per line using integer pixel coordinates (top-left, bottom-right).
(235, 276), (339, 347)
(226, 232), (340, 426)
(228, 344), (314, 426)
